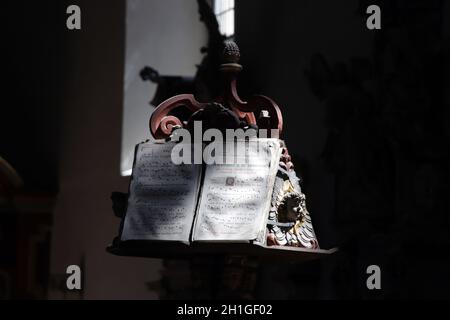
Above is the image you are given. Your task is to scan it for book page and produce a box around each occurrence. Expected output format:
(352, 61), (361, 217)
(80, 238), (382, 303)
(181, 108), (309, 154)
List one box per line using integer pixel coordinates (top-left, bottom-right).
(121, 142), (202, 242)
(193, 139), (281, 242)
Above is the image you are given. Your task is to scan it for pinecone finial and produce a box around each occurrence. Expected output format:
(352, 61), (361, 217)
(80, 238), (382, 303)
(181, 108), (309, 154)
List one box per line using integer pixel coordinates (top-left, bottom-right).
(223, 41), (240, 64)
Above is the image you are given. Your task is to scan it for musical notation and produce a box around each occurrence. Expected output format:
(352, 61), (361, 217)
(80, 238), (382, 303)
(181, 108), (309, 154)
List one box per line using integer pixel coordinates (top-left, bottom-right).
(122, 139), (282, 243)
(193, 140), (281, 241)
(121, 142), (201, 242)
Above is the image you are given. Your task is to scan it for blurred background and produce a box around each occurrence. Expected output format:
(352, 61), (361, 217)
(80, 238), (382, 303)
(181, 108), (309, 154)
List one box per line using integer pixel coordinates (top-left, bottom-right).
(1, 0), (449, 299)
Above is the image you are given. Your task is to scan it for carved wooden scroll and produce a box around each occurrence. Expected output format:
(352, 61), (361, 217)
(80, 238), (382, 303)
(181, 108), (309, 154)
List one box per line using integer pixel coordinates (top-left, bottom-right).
(149, 41), (283, 139)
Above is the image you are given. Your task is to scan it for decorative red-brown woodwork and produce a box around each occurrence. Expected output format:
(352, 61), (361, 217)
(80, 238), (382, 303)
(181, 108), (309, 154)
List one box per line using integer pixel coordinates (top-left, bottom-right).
(149, 41), (283, 139)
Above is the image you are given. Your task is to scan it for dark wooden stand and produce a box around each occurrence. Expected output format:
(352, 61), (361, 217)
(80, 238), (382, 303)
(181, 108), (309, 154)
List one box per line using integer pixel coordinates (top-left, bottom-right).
(107, 40), (337, 299)
(108, 240), (336, 264)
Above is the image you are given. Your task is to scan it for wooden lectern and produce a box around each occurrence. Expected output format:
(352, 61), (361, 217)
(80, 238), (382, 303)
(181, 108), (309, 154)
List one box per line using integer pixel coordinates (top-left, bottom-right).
(107, 41), (336, 263)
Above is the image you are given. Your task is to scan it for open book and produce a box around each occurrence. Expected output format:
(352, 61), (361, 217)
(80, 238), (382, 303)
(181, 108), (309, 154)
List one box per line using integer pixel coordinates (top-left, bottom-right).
(120, 139), (282, 245)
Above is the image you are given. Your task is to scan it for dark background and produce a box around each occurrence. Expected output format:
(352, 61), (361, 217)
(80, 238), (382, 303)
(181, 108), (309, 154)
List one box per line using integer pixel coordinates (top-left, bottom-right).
(1, 0), (449, 299)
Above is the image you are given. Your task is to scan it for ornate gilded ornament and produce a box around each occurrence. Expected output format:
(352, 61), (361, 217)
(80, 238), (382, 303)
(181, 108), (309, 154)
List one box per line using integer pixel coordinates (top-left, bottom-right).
(267, 150), (319, 249)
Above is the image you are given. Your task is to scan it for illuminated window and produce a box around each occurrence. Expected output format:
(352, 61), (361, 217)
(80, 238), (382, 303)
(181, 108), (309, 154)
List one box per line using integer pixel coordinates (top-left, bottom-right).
(214, 0), (235, 38)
